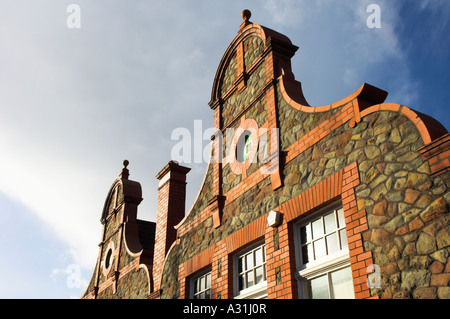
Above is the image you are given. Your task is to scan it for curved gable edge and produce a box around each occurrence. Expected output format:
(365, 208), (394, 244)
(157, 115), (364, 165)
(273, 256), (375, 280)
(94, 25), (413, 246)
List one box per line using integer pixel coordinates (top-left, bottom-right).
(279, 73), (447, 146)
(175, 142), (214, 230)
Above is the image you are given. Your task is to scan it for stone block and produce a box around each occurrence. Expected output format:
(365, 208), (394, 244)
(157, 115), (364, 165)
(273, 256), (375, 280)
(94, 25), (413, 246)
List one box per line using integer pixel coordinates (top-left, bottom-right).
(412, 287), (436, 299)
(437, 287), (450, 299)
(401, 269), (430, 290)
(416, 233), (436, 255)
(420, 197), (448, 223)
(370, 228), (393, 246)
(436, 227), (450, 249)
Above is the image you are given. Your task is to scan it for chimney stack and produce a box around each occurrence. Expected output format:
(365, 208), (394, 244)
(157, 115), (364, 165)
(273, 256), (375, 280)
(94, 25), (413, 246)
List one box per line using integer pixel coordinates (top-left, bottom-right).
(153, 161), (190, 291)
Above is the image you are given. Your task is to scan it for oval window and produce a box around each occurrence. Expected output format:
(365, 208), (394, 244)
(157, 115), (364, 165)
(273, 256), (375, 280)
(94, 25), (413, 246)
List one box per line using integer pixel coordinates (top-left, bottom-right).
(236, 131), (252, 163)
(105, 248), (113, 269)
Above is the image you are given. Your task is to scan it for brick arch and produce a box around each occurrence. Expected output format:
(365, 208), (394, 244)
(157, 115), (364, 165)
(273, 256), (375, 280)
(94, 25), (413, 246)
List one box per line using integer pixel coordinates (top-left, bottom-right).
(209, 25), (265, 104)
(209, 22), (295, 106)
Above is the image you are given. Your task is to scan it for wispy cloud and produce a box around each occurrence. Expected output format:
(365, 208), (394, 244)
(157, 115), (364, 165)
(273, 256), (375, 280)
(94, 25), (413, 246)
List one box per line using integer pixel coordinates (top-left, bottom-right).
(263, 0), (305, 27)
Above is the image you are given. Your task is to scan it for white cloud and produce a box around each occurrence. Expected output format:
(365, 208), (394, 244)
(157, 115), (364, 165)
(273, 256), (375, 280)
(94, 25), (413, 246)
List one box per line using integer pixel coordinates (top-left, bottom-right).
(0, 1), (238, 275)
(263, 0), (305, 27)
(0, 1), (444, 299)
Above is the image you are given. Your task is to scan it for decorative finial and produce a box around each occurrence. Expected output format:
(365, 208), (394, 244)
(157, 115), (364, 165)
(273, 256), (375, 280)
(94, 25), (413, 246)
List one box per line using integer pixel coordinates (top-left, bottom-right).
(242, 9), (251, 22)
(239, 9), (252, 31)
(120, 159), (129, 180)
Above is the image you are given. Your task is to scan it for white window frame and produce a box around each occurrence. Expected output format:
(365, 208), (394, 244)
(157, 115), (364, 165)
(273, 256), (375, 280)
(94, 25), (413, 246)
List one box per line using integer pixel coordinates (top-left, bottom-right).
(294, 204), (355, 299)
(190, 269), (212, 299)
(234, 243), (268, 299)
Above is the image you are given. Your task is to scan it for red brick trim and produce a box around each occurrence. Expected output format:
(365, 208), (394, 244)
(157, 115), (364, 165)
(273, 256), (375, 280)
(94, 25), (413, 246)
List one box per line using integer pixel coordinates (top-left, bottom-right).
(419, 132), (450, 177)
(178, 215), (267, 299)
(177, 163), (377, 299)
(272, 163), (377, 299)
(278, 77), (387, 116)
(265, 222), (297, 299)
(277, 170), (343, 222)
(225, 214), (267, 253)
(181, 246), (215, 278)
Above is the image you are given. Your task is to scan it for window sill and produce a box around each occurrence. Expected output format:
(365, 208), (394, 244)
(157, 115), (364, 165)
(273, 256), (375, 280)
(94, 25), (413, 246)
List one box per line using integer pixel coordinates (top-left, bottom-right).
(234, 282), (267, 299)
(296, 254), (351, 280)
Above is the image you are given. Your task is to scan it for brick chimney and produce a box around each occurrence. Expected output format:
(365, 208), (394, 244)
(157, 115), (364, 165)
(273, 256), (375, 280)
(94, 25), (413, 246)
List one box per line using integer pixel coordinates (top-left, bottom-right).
(153, 160), (190, 292)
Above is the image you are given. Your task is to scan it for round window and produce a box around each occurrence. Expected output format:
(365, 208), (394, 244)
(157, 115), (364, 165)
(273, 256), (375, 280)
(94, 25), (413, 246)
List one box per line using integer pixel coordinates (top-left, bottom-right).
(105, 248), (113, 269)
(236, 131), (253, 163)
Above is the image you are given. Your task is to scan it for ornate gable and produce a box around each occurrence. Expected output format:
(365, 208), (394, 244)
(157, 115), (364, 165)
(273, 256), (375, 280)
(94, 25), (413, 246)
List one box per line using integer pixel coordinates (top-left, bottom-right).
(82, 161), (154, 299)
(159, 10), (449, 299)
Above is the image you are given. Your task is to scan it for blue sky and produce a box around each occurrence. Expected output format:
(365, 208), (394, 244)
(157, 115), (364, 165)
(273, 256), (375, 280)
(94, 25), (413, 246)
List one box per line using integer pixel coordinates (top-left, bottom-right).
(0, 0), (448, 298)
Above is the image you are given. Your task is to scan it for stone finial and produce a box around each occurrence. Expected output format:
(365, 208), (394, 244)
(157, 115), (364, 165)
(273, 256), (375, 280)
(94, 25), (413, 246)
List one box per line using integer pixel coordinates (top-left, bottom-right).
(239, 9), (252, 30)
(120, 159), (130, 180)
(242, 9), (251, 22)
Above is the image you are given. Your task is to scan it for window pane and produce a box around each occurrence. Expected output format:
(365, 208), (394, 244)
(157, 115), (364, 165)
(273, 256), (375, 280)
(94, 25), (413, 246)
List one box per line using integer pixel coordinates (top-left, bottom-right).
(339, 229), (348, 249)
(305, 274), (329, 299)
(301, 244), (310, 264)
(244, 134), (252, 160)
(200, 276), (205, 290)
(337, 208), (345, 228)
(326, 233), (339, 255)
(206, 273), (211, 289)
(300, 225), (311, 243)
(238, 257), (244, 273)
(331, 267), (354, 299)
(313, 238), (326, 260)
(312, 219), (324, 239)
(255, 247), (263, 266)
(324, 212), (337, 233)
(255, 266), (264, 284)
(247, 271), (254, 288)
(239, 274), (245, 290)
(194, 281), (198, 294)
(246, 253), (254, 269)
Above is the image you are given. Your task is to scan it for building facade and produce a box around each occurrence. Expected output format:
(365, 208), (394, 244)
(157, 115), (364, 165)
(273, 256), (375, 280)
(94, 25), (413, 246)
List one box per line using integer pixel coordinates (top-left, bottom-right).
(82, 11), (450, 299)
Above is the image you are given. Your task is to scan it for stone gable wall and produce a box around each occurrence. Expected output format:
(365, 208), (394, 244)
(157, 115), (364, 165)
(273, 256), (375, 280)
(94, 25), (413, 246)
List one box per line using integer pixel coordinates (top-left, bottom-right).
(160, 78), (449, 298)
